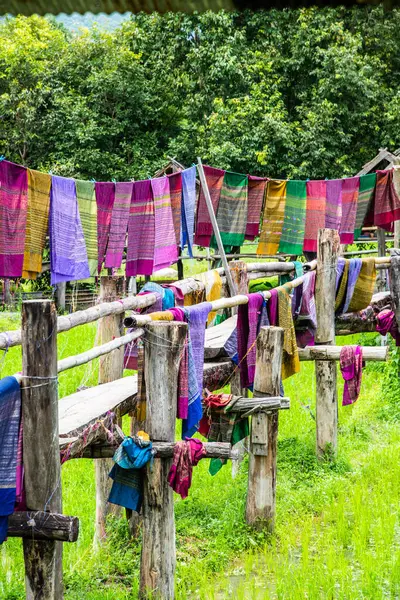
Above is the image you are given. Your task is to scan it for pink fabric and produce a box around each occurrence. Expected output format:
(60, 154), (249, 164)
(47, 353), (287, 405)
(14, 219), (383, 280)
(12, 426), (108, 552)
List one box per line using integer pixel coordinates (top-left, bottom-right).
(376, 309), (400, 346)
(340, 345), (363, 406)
(169, 306), (189, 419)
(194, 165), (225, 247)
(340, 176), (360, 244)
(245, 176), (267, 240)
(0, 160), (28, 277)
(105, 182), (133, 268)
(152, 177), (178, 271)
(126, 180), (155, 276)
(303, 181), (326, 253)
(95, 182), (115, 274)
(167, 438), (206, 499)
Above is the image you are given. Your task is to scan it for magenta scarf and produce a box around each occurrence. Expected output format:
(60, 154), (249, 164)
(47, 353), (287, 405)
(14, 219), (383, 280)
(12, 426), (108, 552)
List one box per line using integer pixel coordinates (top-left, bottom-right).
(105, 182), (133, 268)
(376, 309), (400, 346)
(237, 293), (265, 389)
(126, 180), (155, 277)
(340, 345), (363, 406)
(152, 177), (178, 271)
(167, 438), (206, 499)
(0, 161), (28, 277)
(95, 182), (115, 274)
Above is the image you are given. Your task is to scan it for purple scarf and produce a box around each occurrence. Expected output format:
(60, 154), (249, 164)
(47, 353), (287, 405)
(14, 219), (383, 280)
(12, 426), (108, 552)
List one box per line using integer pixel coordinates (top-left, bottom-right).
(169, 307), (189, 419)
(340, 346), (363, 406)
(95, 182), (115, 274)
(152, 177), (178, 272)
(336, 257), (346, 292)
(0, 161), (28, 277)
(296, 271), (317, 347)
(325, 179), (342, 231)
(181, 166), (196, 257)
(105, 182), (133, 268)
(50, 176), (90, 285)
(237, 293), (265, 389)
(341, 259), (362, 314)
(126, 179), (155, 277)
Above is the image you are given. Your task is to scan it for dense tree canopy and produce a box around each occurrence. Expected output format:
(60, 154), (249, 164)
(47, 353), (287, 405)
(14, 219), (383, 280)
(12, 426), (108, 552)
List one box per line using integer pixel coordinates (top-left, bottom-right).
(1, 8), (400, 181)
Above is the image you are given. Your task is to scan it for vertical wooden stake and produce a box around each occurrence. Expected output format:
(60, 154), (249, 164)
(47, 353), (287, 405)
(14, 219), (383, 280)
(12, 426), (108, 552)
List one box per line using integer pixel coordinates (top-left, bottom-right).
(245, 326), (284, 531)
(4, 278), (11, 306)
(21, 300), (63, 600)
(55, 282), (66, 312)
(140, 321), (187, 600)
(94, 276), (125, 545)
(389, 254), (400, 329)
(315, 228), (340, 459)
(376, 228), (387, 292)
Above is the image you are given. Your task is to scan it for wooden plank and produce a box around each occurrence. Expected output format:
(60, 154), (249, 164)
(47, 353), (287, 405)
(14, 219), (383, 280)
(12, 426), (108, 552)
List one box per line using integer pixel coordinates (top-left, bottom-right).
(62, 441), (232, 460)
(8, 512), (79, 543)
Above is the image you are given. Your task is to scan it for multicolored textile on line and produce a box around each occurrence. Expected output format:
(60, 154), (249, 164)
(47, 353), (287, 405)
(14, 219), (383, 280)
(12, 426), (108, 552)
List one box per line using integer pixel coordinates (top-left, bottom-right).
(245, 175), (267, 240)
(181, 166), (196, 257)
(335, 258), (349, 315)
(257, 179), (287, 255)
(296, 270), (317, 348)
(212, 171), (248, 248)
(279, 179), (307, 255)
(0, 376), (22, 544)
(193, 269), (222, 325)
(194, 165), (225, 247)
(237, 293), (265, 389)
(168, 307), (189, 419)
(105, 182), (133, 269)
(354, 173), (376, 239)
(373, 169), (400, 232)
(347, 258), (376, 313)
(167, 438), (206, 499)
(152, 177), (178, 271)
(126, 180), (155, 277)
(303, 180), (326, 253)
(339, 176), (360, 244)
(22, 169), (51, 280)
(75, 179), (98, 276)
(167, 171), (182, 247)
(325, 179), (342, 232)
(0, 161), (28, 278)
(95, 182), (115, 274)
(277, 285), (300, 380)
(50, 175), (90, 285)
(342, 259), (362, 315)
(340, 346), (363, 406)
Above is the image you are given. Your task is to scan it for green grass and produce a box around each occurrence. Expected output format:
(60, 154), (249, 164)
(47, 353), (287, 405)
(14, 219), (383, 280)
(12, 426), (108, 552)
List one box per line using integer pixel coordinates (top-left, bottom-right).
(1, 312), (399, 599)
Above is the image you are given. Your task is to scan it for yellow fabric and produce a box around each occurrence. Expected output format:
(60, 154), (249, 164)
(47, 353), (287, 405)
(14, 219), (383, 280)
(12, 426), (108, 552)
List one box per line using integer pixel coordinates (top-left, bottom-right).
(278, 285), (300, 380)
(194, 270), (223, 325)
(150, 311), (174, 321)
(335, 259), (349, 312)
(22, 170), (51, 279)
(137, 430), (150, 441)
(348, 258), (376, 312)
(183, 289), (205, 307)
(257, 180), (287, 255)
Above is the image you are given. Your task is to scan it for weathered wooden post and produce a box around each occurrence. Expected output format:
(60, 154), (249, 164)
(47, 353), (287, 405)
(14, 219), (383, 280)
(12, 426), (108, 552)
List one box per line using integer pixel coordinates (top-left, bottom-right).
(4, 278), (11, 307)
(245, 326), (284, 531)
(376, 228), (387, 292)
(389, 253), (400, 326)
(315, 228), (340, 458)
(21, 300), (63, 599)
(94, 276), (125, 544)
(55, 282), (66, 312)
(140, 321), (187, 600)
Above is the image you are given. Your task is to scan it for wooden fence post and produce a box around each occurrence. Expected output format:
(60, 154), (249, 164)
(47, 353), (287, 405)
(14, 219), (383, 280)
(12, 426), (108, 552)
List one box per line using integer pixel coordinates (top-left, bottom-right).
(245, 326), (284, 531)
(55, 282), (66, 312)
(140, 321), (187, 600)
(315, 228), (340, 458)
(376, 228), (387, 292)
(21, 300), (63, 599)
(94, 276), (125, 545)
(389, 254), (400, 327)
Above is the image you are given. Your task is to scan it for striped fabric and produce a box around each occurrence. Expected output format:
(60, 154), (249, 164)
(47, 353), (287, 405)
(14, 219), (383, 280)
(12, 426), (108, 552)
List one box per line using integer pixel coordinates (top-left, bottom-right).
(194, 165), (225, 247)
(95, 182), (115, 274)
(181, 166), (196, 257)
(348, 258), (376, 312)
(22, 169), (51, 280)
(50, 175), (90, 285)
(325, 179), (342, 232)
(279, 179), (307, 254)
(354, 173), (376, 239)
(0, 161), (28, 277)
(373, 169), (400, 232)
(212, 171), (248, 248)
(126, 179), (155, 277)
(257, 180), (287, 255)
(167, 171), (182, 246)
(152, 177), (178, 272)
(105, 182), (133, 269)
(339, 176), (360, 244)
(75, 179), (98, 276)
(303, 180), (327, 253)
(245, 175), (267, 240)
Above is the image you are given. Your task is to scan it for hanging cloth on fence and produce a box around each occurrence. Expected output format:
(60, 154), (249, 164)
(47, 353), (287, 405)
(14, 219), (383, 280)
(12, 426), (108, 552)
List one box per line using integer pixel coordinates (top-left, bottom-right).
(194, 165), (225, 248)
(193, 270), (222, 325)
(354, 173), (376, 239)
(105, 182), (133, 269)
(245, 175), (267, 241)
(376, 309), (400, 346)
(296, 270), (317, 347)
(211, 171), (248, 249)
(237, 293), (265, 389)
(0, 376), (22, 544)
(0, 160), (28, 278)
(277, 285), (300, 379)
(126, 179), (155, 277)
(340, 346), (363, 406)
(257, 180), (287, 255)
(340, 176), (360, 244)
(335, 259), (349, 314)
(279, 180), (307, 255)
(50, 175), (90, 285)
(75, 179), (98, 276)
(325, 179), (342, 232)
(168, 307), (189, 419)
(181, 166), (196, 258)
(303, 180), (326, 253)
(348, 258), (376, 312)
(167, 171), (182, 247)
(95, 181), (115, 274)
(22, 169), (51, 280)
(152, 177), (178, 272)
(168, 438), (206, 499)
(342, 259), (362, 315)
(373, 169), (400, 232)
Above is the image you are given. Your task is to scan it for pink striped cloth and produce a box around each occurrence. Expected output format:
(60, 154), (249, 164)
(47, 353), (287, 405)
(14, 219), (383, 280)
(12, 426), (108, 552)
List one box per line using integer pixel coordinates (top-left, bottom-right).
(152, 177), (178, 271)
(194, 165), (225, 247)
(126, 179), (155, 277)
(325, 179), (342, 231)
(95, 182), (115, 274)
(339, 176), (360, 244)
(303, 181), (327, 253)
(105, 182), (133, 268)
(245, 175), (267, 240)
(0, 161), (28, 277)
(167, 171), (182, 246)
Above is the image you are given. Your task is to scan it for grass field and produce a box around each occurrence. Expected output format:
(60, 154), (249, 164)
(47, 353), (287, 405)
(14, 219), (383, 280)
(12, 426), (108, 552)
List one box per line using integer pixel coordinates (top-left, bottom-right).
(0, 312), (399, 599)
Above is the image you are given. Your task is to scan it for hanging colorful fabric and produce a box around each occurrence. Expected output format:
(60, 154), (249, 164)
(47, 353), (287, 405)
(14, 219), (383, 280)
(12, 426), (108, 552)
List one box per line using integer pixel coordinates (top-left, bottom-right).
(354, 173), (376, 239)
(194, 165), (225, 248)
(303, 180), (327, 253)
(126, 179), (155, 277)
(152, 177), (178, 272)
(105, 182), (133, 269)
(373, 169), (400, 232)
(22, 169), (51, 280)
(75, 179), (98, 277)
(347, 258), (376, 312)
(245, 175), (267, 241)
(339, 176), (360, 244)
(325, 179), (342, 232)
(167, 171), (182, 247)
(0, 161), (28, 278)
(95, 182), (115, 274)
(181, 166), (196, 257)
(257, 179), (287, 255)
(211, 171), (248, 249)
(279, 179), (307, 255)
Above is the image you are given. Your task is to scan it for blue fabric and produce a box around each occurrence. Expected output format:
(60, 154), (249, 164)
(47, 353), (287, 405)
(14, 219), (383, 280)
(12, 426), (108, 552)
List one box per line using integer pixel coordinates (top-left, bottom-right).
(0, 376), (21, 544)
(181, 166), (196, 258)
(141, 282), (175, 310)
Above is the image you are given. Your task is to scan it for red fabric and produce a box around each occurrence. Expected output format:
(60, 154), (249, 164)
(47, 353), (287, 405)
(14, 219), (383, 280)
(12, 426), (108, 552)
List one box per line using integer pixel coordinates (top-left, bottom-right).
(373, 169), (400, 232)
(194, 165), (225, 248)
(198, 393), (232, 437)
(167, 438), (206, 499)
(340, 345), (363, 406)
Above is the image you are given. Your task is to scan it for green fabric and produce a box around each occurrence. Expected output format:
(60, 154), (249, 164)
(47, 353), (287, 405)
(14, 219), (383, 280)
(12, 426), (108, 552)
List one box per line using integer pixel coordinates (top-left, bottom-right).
(249, 278), (275, 293)
(211, 171), (248, 248)
(279, 260), (303, 285)
(278, 180), (307, 254)
(354, 173), (376, 239)
(75, 179), (98, 276)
